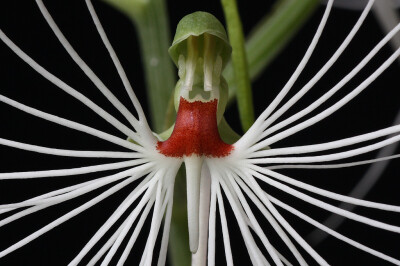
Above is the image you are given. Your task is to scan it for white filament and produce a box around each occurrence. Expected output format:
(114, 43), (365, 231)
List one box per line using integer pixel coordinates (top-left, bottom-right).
(267, 154), (400, 169)
(0, 172), (143, 259)
(250, 169), (400, 233)
(115, 198), (155, 266)
(252, 165), (400, 212)
(68, 170), (159, 265)
(236, 0), (334, 151)
(0, 28), (138, 140)
(0, 94), (143, 152)
(0, 159), (147, 180)
(253, 0), (375, 145)
(35, 0), (144, 135)
(270, 196), (400, 265)
(85, 0), (155, 147)
(216, 184), (234, 266)
(0, 137), (138, 158)
(231, 172), (306, 265)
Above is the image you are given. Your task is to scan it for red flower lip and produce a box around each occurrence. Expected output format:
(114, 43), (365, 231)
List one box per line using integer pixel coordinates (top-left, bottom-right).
(157, 97), (233, 157)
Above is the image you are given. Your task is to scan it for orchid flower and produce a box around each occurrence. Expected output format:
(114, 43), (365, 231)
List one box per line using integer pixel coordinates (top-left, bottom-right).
(0, 0), (400, 265)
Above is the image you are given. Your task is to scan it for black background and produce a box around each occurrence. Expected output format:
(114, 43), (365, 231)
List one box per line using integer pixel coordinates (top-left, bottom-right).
(0, 0), (399, 265)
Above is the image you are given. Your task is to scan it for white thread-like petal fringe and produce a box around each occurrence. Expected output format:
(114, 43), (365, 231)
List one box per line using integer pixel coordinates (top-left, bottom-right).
(231, 172), (306, 265)
(253, 44), (400, 150)
(0, 28), (137, 140)
(252, 165), (400, 212)
(0, 172), (146, 259)
(0, 137), (140, 158)
(35, 0), (142, 134)
(216, 184), (234, 266)
(249, 168), (400, 233)
(0, 159), (147, 180)
(267, 154), (400, 170)
(85, 0), (155, 148)
(253, 0), (375, 146)
(0, 94), (144, 152)
(236, 0), (334, 151)
(270, 196), (400, 264)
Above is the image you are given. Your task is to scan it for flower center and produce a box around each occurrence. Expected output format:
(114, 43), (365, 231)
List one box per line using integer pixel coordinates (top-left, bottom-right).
(157, 34), (233, 158)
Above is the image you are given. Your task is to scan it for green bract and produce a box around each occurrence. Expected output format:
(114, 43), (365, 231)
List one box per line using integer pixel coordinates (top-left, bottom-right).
(168, 11), (232, 68)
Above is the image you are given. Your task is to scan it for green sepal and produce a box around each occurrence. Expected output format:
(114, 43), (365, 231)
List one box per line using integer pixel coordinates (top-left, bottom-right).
(157, 124), (175, 141)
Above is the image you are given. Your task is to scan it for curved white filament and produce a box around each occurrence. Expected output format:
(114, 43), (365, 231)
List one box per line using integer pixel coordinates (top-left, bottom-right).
(240, 170), (329, 265)
(215, 168), (283, 266)
(252, 124), (400, 158)
(216, 184), (233, 266)
(0, 28), (139, 141)
(0, 94), (143, 152)
(249, 169), (400, 233)
(236, 0), (334, 151)
(267, 154), (400, 170)
(85, 0), (155, 148)
(270, 196), (400, 265)
(0, 172), (144, 259)
(253, 0), (376, 144)
(208, 165), (265, 266)
(0, 163), (152, 210)
(248, 133), (400, 164)
(114, 197), (155, 266)
(157, 186), (175, 266)
(68, 170), (159, 265)
(0, 159), (147, 180)
(0, 163), (154, 228)
(100, 183), (159, 266)
(86, 209), (144, 266)
(231, 173), (306, 265)
(35, 0), (145, 135)
(252, 165), (400, 212)
(253, 43), (400, 150)
(0, 137), (139, 158)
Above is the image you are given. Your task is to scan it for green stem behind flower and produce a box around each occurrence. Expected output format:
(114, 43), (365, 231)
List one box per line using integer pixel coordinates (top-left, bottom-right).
(224, 0), (319, 104)
(221, 0), (254, 132)
(103, 0), (176, 133)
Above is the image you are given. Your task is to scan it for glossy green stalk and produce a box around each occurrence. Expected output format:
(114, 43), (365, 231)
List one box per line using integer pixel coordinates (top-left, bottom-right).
(103, 0), (176, 133)
(221, 0), (254, 132)
(224, 0), (319, 104)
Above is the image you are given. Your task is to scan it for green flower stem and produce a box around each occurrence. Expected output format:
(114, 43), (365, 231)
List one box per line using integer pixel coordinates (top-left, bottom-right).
(224, 0), (319, 104)
(221, 0), (254, 132)
(169, 168), (191, 266)
(103, 0), (176, 133)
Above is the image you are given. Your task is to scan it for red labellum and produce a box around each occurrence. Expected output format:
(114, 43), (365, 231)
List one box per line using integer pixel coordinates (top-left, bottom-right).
(157, 97), (233, 157)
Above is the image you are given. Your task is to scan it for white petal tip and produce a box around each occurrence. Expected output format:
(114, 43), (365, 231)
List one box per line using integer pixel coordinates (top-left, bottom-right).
(185, 156), (203, 255)
(204, 85), (212, 91)
(190, 239), (199, 253)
